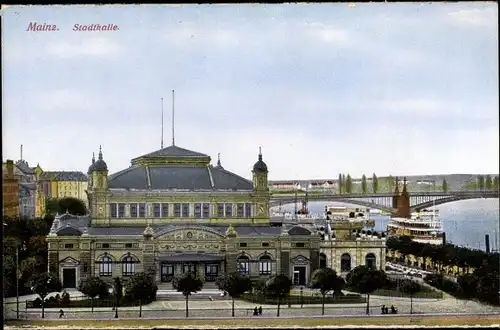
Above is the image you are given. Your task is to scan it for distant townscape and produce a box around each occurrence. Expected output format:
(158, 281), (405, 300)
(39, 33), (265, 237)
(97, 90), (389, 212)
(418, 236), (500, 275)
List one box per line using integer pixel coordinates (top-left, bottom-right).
(269, 174), (500, 194)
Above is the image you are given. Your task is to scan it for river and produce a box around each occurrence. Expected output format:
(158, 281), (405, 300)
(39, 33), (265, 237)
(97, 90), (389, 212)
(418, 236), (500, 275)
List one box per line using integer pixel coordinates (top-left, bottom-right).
(273, 199), (500, 251)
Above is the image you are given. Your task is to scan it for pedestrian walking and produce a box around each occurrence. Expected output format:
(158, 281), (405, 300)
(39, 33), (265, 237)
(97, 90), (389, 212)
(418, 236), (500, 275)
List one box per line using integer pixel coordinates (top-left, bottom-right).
(59, 309), (64, 318)
(258, 306), (262, 315)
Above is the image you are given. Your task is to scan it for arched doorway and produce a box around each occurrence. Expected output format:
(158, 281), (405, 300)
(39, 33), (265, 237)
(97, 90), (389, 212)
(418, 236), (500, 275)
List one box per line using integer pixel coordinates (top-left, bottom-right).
(319, 253), (327, 269)
(341, 253), (351, 272)
(365, 253), (376, 269)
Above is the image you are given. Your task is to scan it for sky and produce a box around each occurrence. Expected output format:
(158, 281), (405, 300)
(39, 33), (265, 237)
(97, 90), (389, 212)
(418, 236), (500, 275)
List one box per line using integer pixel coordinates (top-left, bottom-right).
(2, 3), (499, 180)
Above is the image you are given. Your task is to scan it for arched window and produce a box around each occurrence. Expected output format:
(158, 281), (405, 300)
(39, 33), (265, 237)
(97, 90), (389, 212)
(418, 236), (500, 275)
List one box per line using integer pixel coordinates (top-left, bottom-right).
(259, 255), (272, 275)
(365, 253), (376, 269)
(122, 255), (135, 276)
(319, 253), (327, 269)
(341, 253), (351, 272)
(99, 255), (112, 276)
(237, 256), (250, 275)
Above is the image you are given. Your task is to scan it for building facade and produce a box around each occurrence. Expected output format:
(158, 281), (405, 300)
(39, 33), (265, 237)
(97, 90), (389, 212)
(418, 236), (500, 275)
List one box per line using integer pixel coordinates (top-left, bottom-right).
(46, 144), (386, 290)
(3, 160), (21, 217)
(39, 171), (88, 207)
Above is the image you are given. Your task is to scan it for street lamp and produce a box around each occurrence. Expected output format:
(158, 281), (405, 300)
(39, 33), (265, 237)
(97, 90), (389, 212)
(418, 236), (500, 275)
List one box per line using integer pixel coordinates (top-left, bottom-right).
(114, 288), (119, 318)
(16, 247), (19, 320)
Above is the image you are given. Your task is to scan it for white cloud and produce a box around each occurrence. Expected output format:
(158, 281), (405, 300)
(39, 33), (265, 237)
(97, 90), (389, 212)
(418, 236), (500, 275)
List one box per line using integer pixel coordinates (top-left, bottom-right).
(44, 37), (121, 58)
(300, 22), (351, 44)
(32, 89), (108, 114)
(447, 7), (498, 27)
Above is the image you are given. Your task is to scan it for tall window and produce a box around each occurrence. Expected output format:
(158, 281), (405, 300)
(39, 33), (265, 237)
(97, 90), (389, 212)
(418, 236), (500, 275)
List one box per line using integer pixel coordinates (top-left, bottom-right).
(202, 203), (210, 218)
(259, 255), (272, 275)
(100, 255), (112, 276)
(319, 253), (327, 269)
(245, 203), (252, 218)
(237, 203), (244, 218)
(138, 203), (146, 217)
(110, 203), (117, 218)
(118, 203), (125, 218)
(217, 204), (224, 217)
(204, 264), (218, 282)
(153, 203), (161, 218)
(341, 253), (352, 272)
(194, 203), (202, 218)
(365, 253), (377, 269)
(122, 256), (135, 276)
(225, 204), (233, 218)
(130, 204), (138, 218)
(161, 203), (169, 217)
(181, 203), (190, 217)
(174, 203), (181, 217)
(237, 256), (250, 275)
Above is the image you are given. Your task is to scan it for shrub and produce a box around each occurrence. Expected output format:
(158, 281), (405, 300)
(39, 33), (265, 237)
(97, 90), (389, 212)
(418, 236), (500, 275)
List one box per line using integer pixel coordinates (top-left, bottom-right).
(61, 291), (71, 306)
(241, 292), (365, 305)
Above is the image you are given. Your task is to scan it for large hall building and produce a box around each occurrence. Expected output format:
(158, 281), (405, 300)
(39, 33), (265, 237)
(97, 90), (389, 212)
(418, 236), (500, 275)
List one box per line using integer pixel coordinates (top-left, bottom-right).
(46, 144), (386, 289)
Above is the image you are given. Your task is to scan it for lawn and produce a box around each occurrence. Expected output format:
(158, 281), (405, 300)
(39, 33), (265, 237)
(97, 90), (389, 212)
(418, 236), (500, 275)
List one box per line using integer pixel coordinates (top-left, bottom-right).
(6, 315), (500, 328)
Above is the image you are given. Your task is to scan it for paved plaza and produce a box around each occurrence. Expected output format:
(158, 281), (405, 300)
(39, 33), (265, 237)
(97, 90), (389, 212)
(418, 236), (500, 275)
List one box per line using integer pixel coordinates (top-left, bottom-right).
(4, 290), (500, 320)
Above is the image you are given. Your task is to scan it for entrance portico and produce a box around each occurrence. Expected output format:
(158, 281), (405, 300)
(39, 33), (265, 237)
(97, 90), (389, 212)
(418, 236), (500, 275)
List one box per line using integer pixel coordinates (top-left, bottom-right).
(158, 253), (224, 282)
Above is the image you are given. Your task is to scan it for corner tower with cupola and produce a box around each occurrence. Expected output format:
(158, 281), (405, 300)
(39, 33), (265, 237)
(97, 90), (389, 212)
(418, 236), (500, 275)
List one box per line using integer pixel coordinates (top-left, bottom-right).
(252, 147), (270, 221)
(87, 146), (110, 224)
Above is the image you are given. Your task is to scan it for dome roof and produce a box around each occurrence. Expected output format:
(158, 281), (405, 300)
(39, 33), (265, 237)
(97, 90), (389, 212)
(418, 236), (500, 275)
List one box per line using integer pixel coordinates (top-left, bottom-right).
(253, 148), (268, 173)
(87, 153), (95, 174)
(93, 146), (108, 172)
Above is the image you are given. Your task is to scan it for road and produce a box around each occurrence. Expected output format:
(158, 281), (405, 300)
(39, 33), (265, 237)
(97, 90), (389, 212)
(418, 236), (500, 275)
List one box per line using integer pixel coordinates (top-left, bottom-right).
(5, 292), (500, 320)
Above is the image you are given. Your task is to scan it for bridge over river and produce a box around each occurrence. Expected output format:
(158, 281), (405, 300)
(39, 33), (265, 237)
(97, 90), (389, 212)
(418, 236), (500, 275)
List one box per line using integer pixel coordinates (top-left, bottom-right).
(270, 190), (499, 213)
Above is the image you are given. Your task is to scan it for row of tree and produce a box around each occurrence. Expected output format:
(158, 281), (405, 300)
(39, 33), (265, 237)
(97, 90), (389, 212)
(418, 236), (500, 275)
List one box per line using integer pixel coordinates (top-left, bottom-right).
(338, 173), (380, 194)
(27, 266), (392, 318)
(336, 174), (455, 194)
(474, 175), (500, 191)
(3, 197), (88, 299)
(387, 236), (500, 305)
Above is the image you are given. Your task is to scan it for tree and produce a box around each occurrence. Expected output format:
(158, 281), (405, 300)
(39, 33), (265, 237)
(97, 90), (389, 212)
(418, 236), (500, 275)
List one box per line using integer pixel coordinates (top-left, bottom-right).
(29, 272), (62, 318)
(215, 272), (252, 317)
(265, 274), (293, 317)
(45, 197), (88, 216)
(484, 175), (493, 190)
(442, 179), (448, 193)
(372, 173), (378, 193)
(172, 272), (203, 318)
(78, 277), (109, 313)
(477, 175), (485, 191)
(399, 280), (420, 314)
(310, 268), (345, 315)
(345, 174), (353, 194)
(338, 173), (343, 194)
(388, 175), (394, 193)
(125, 272), (158, 317)
(361, 175), (367, 194)
(113, 277), (123, 304)
(342, 174), (346, 193)
(346, 266), (387, 315)
(493, 175), (499, 191)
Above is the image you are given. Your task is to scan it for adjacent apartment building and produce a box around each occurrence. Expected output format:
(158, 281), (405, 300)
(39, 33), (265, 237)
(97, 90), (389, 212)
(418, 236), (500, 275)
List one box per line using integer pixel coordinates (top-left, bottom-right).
(38, 171), (88, 207)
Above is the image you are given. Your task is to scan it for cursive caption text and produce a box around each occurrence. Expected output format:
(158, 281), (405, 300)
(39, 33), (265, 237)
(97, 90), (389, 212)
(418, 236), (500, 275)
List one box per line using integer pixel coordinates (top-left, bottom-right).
(26, 22), (120, 32)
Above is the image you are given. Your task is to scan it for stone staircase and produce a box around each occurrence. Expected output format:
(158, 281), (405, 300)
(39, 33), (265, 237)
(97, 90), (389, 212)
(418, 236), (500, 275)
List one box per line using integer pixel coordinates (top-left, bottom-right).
(156, 282), (229, 301)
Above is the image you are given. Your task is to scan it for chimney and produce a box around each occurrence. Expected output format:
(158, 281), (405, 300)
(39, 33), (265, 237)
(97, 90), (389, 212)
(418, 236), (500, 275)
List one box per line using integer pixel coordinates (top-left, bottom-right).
(6, 159), (14, 177)
(485, 234), (490, 253)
